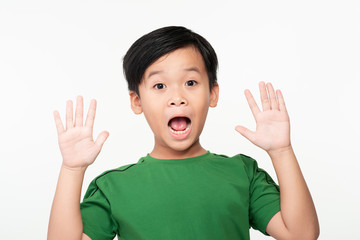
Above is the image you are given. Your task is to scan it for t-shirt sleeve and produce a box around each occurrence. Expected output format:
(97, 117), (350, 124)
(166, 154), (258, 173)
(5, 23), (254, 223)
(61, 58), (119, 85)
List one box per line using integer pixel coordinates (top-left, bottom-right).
(80, 178), (117, 240)
(242, 155), (281, 235)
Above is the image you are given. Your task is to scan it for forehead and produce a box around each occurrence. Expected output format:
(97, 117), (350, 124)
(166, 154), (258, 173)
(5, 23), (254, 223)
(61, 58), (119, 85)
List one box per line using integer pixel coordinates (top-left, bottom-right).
(143, 46), (206, 80)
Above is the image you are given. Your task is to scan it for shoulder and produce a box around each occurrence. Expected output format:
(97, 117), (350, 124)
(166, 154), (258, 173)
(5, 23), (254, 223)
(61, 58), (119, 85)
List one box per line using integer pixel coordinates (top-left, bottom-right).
(209, 152), (256, 167)
(82, 160), (146, 199)
(227, 153), (275, 186)
(88, 159), (146, 189)
(95, 160), (144, 183)
(208, 152), (258, 177)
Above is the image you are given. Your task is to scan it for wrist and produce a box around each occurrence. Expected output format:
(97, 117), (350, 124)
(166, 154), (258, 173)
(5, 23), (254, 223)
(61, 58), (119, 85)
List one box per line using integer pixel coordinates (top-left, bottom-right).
(61, 164), (88, 175)
(267, 145), (294, 159)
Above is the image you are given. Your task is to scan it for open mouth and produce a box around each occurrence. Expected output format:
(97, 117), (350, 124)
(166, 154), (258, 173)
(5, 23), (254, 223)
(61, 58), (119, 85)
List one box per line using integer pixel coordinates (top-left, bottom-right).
(168, 117), (191, 135)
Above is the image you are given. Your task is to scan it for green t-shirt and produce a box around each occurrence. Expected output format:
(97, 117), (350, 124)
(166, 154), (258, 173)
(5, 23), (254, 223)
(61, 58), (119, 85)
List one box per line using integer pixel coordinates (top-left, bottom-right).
(80, 152), (280, 240)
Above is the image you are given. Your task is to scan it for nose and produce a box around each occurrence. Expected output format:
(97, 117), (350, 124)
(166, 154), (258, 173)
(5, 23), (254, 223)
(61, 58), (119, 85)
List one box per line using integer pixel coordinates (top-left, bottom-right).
(168, 93), (187, 107)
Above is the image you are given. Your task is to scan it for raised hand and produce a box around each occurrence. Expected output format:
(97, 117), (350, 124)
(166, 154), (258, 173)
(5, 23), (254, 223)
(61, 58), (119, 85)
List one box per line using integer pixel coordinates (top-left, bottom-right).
(235, 82), (291, 154)
(53, 96), (109, 170)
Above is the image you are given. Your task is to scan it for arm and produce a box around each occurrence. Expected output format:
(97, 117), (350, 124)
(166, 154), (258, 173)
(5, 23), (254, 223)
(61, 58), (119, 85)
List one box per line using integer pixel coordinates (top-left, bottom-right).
(235, 82), (319, 240)
(48, 96), (109, 240)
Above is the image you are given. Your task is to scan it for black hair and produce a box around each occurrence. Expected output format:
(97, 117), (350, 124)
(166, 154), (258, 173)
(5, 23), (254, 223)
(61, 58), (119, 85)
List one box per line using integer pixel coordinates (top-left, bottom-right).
(123, 26), (218, 95)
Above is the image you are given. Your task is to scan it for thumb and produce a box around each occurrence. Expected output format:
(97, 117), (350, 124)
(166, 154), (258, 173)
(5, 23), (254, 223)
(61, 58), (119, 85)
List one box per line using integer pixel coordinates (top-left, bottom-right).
(235, 126), (256, 143)
(95, 131), (110, 149)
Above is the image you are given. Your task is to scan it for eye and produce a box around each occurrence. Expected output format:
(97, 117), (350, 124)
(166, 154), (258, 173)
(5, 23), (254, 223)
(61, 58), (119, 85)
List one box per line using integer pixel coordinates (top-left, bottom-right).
(185, 80), (197, 87)
(154, 83), (166, 90)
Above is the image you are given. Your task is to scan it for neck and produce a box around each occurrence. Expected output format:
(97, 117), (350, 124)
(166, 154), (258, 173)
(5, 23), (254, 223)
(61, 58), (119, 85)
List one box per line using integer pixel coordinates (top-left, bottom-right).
(150, 140), (207, 159)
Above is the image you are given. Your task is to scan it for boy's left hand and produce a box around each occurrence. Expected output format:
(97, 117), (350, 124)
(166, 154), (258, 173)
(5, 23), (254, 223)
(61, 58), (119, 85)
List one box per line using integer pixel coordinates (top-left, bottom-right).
(235, 82), (291, 154)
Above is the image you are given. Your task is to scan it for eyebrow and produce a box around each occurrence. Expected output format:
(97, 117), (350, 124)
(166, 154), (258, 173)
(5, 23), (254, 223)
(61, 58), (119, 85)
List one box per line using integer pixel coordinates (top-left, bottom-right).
(147, 67), (201, 79)
(147, 70), (162, 79)
(184, 67), (201, 74)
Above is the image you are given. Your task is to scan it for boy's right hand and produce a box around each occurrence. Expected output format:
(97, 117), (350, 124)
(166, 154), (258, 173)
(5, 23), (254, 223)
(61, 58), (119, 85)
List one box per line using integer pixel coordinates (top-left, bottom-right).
(53, 96), (109, 171)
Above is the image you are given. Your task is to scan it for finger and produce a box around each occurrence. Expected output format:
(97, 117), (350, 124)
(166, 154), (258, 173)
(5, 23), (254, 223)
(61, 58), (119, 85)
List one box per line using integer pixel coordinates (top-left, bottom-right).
(266, 82), (279, 110)
(276, 89), (287, 112)
(95, 131), (109, 150)
(259, 81), (270, 111)
(53, 110), (65, 135)
(244, 89), (260, 118)
(235, 126), (256, 143)
(85, 99), (97, 128)
(75, 96), (84, 127)
(66, 100), (73, 129)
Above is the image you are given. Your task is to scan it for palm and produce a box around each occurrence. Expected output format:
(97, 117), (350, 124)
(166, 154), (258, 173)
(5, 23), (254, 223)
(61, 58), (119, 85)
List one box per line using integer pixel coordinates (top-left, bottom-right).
(53, 96), (109, 169)
(236, 82), (291, 152)
(58, 127), (98, 168)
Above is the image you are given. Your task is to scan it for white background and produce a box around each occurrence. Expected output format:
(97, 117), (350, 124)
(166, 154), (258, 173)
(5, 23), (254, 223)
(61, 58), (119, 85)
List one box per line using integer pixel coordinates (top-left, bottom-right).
(1, 0), (359, 239)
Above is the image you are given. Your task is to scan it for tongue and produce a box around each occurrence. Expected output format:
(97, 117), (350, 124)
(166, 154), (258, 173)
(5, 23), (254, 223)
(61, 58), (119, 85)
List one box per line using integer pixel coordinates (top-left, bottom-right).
(170, 117), (188, 131)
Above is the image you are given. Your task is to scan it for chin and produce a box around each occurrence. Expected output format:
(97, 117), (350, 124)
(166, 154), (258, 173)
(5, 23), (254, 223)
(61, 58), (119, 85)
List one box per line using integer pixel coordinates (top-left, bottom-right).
(167, 138), (200, 153)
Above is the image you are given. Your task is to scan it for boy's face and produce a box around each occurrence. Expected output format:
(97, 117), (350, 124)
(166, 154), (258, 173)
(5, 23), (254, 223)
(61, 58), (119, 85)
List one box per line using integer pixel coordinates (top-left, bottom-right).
(130, 46), (219, 159)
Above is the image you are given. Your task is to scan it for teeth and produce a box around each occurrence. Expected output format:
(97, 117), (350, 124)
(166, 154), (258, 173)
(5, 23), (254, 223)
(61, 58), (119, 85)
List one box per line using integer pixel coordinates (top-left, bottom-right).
(170, 126), (190, 135)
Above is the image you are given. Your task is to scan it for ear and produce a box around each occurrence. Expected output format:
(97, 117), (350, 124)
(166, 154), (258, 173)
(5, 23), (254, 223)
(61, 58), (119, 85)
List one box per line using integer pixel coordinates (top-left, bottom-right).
(209, 83), (219, 107)
(129, 91), (143, 114)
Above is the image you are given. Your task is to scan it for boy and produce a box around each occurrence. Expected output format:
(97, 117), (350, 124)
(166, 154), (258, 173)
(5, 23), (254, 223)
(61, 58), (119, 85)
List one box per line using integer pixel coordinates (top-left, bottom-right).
(48, 26), (319, 240)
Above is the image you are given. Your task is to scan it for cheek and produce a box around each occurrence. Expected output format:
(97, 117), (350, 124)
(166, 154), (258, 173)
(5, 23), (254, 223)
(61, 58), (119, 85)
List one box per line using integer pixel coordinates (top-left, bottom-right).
(143, 112), (162, 137)
(192, 92), (211, 110)
(142, 103), (165, 129)
(193, 101), (210, 124)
